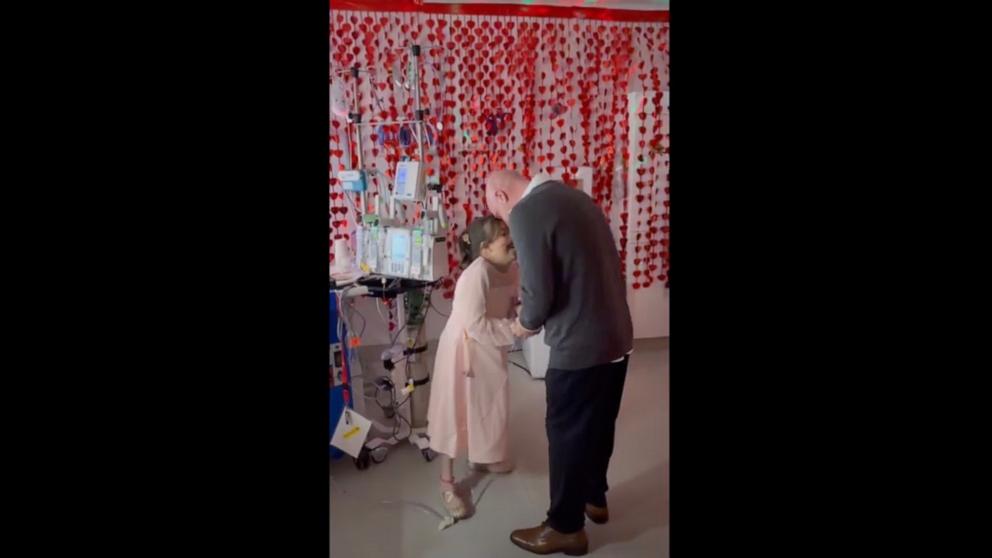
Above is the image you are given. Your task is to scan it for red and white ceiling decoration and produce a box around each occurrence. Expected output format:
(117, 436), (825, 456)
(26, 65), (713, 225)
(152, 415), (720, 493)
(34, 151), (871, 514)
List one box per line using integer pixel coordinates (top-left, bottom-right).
(331, 0), (669, 296)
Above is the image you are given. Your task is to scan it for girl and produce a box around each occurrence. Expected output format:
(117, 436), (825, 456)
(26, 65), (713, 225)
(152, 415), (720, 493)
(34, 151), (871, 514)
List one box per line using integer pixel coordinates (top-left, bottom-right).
(426, 215), (520, 519)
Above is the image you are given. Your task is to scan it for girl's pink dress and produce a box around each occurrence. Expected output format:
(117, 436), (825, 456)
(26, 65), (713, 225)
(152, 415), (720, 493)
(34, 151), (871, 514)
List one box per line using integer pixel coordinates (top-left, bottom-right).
(427, 257), (518, 463)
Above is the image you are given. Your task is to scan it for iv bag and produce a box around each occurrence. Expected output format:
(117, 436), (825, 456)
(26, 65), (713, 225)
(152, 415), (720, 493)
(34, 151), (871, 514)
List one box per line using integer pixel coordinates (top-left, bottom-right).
(330, 79), (349, 119)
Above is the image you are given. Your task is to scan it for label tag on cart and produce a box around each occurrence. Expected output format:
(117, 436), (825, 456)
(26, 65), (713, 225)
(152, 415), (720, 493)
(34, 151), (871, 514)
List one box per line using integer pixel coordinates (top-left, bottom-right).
(331, 409), (372, 458)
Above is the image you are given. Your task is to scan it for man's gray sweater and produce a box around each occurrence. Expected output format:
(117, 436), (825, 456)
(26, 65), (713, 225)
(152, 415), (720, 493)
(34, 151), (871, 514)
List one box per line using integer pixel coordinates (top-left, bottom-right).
(509, 180), (633, 370)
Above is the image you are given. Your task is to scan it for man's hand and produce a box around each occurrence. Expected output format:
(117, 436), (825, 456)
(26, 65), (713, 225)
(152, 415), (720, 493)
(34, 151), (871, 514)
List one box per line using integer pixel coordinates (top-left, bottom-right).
(511, 318), (539, 339)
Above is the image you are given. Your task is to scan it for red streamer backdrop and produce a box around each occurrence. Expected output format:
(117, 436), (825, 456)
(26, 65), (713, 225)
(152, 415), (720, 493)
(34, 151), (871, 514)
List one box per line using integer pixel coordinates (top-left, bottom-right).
(331, 9), (669, 297)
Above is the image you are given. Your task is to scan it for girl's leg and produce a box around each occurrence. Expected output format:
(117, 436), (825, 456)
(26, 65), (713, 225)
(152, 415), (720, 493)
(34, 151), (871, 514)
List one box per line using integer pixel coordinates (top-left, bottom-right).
(439, 454), (455, 484)
(438, 455), (468, 519)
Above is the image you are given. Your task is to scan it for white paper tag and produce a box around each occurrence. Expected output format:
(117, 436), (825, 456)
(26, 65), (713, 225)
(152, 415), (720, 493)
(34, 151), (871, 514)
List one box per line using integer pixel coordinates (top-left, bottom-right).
(331, 408), (372, 458)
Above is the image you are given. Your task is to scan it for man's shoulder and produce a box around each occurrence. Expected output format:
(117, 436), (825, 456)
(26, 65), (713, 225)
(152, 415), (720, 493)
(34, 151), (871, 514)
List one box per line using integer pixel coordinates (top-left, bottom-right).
(531, 179), (568, 197)
(516, 181), (568, 212)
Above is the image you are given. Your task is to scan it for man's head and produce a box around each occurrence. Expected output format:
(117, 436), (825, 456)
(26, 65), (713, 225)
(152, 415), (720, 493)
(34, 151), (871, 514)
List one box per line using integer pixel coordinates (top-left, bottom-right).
(484, 170), (530, 220)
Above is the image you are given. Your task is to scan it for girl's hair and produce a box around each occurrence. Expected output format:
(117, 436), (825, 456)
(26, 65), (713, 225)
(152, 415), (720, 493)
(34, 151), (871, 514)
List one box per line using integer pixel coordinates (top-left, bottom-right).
(459, 215), (506, 269)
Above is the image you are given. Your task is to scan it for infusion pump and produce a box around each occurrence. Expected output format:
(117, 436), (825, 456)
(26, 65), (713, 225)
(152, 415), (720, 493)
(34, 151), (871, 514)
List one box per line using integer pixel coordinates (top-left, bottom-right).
(355, 220), (448, 282)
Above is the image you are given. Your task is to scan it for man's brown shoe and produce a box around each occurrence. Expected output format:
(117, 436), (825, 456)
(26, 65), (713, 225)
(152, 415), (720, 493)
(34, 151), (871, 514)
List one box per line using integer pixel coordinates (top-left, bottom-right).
(585, 503), (609, 524)
(510, 522), (588, 556)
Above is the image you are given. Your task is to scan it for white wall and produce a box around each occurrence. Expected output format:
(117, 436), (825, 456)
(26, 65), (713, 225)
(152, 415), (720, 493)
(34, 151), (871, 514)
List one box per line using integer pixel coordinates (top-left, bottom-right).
(623, 90), (669, 339)
(628, 281), (669, 338)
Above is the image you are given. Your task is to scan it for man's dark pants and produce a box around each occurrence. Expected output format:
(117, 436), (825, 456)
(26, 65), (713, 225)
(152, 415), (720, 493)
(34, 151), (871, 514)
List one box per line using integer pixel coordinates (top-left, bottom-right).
(544, 356), (629, 533)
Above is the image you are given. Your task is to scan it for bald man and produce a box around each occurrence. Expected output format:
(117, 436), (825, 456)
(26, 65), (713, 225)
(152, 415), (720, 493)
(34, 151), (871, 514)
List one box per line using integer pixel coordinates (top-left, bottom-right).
(486, 170), (633, 556)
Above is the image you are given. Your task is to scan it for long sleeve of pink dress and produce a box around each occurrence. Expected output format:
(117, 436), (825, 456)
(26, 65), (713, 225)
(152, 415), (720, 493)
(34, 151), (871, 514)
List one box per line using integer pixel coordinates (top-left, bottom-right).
(426, 257), (519, 463)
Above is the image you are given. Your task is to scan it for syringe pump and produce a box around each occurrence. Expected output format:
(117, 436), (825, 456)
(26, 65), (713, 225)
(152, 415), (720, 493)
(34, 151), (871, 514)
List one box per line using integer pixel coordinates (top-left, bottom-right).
(356, 219), (448, 282)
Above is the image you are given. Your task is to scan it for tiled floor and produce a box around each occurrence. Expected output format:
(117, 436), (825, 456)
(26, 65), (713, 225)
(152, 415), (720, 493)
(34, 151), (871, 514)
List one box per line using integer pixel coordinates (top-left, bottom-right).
(331, 337), (668, 558)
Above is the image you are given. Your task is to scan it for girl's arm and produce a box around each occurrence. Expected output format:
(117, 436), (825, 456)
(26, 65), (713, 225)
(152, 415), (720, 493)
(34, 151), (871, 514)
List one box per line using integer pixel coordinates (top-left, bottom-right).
(460, 269), (516, 348)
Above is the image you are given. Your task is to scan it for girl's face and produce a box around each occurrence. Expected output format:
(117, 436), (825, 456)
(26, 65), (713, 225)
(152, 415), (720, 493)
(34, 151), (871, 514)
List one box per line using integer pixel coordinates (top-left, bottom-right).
(481, 222), (516, 268)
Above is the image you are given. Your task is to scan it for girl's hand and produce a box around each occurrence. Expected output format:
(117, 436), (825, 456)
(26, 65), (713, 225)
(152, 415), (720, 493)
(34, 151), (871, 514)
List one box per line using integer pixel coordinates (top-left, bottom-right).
(511, 318), (539, 339)
(509, 303), (521, 320)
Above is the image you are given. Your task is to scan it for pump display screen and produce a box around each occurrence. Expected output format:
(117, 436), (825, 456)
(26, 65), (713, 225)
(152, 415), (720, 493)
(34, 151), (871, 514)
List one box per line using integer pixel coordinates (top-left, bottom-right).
(391, 230), (409, 263)
(386, 229), (411, 276)
(393, 161), (420, 200)
(361, 224), (448, 280)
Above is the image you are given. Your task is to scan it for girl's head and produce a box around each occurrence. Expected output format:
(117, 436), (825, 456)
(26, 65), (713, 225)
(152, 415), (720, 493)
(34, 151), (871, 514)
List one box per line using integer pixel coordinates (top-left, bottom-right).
(459, 215), (516, 270)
